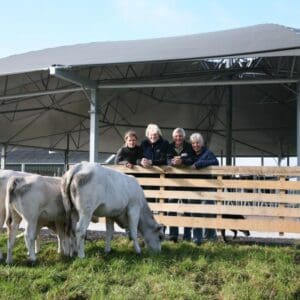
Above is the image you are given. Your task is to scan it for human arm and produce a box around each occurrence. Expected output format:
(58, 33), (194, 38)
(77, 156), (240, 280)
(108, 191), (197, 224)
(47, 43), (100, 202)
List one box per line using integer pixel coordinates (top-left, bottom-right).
(193, 149), (219, 169)
(114, 148), (127, 165)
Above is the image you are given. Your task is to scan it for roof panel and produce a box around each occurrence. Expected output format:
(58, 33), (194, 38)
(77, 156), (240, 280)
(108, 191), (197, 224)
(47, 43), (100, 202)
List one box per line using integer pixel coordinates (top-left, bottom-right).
(0, 24), (300, 77)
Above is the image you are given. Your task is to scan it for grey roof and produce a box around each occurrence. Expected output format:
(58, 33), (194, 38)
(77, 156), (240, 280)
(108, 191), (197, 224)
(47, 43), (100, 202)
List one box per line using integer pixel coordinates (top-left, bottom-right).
(0, 24), (300, 76)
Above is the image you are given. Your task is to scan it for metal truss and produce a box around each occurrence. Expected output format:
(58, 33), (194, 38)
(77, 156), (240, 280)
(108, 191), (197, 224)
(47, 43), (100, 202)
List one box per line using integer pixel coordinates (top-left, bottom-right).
(0, 55), (299, 158)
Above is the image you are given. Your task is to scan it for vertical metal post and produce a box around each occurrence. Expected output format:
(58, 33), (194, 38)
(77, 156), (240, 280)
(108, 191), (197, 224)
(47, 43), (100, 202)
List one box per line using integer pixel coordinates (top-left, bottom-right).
(226, 85), (233, 165)
(21, 163), (26, 172)
(1, 144), (7, 170)
(220, 150), (223, 166)
(261, 152), (264, 166)
(277, 156), (281, 166)
(64, 133), (70, 172)
(89, 89), (99, 162)
(297, 82), (300, 166)
(232, 140), (236, 166)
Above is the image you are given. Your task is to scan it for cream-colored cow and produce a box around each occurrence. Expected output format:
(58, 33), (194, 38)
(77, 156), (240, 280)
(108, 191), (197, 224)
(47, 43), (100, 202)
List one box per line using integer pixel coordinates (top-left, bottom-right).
(62, 162), (164, 258)
(5, 174), (69, 264)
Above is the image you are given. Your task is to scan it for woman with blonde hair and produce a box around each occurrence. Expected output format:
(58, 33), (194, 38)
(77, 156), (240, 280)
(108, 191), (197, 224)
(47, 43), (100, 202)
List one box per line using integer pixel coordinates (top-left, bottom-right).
(140, 124), (169, 167)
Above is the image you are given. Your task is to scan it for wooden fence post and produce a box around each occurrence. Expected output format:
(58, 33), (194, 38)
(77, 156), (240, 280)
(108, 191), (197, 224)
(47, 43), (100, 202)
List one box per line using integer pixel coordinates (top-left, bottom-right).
(216, 175), (223, 233)
(279, 176), (286, 236)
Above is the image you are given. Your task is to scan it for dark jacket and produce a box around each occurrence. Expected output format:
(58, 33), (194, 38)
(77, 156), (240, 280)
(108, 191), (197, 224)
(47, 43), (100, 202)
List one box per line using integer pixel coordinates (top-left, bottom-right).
(140, 137), (169, 166)
(193, 146), (219, 168)
(167, 141), (194, 166)
(114, 146), (143, 165)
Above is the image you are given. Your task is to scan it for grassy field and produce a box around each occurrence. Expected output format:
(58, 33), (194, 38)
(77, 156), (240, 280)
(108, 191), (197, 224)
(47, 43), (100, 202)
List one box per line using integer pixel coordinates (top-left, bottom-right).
(0, 232), (299, 300)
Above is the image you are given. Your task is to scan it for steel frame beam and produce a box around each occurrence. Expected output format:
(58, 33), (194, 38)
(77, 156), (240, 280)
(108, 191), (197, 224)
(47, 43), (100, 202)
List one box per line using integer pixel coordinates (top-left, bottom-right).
(49, 67), (98, 89)
(0, 77), (298, 102)
(226, 84), (233, 165)
(89, 89), (99, 162)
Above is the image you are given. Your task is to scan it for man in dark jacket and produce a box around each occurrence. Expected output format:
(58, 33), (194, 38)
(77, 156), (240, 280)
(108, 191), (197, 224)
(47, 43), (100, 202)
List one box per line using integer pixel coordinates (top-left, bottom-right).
(167, 127), (194, 242)
(189, 132), (219, 245)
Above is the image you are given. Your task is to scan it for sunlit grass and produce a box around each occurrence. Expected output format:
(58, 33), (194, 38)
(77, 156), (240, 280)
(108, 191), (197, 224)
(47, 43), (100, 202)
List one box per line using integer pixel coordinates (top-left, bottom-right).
(0, 233), (299, 299)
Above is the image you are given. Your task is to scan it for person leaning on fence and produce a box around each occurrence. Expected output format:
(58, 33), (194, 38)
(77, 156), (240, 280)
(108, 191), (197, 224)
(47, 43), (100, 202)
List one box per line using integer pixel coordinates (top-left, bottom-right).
(139, 124), (169, 167)
(166, 127), (194, 243)
(189, 132), (219, 245)
(114, 130), (143, 168)
(139, 124), (169, 223)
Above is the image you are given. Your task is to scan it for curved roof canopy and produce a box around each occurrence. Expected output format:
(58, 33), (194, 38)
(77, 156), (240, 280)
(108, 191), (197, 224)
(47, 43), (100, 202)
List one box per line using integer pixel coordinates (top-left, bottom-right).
(0, 23), (300, 158)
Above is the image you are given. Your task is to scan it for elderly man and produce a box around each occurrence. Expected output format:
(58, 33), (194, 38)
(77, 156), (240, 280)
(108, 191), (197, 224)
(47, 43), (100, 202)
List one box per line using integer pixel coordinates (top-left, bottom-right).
(189, 132), (219, 245)
(167, 128), (194, 242)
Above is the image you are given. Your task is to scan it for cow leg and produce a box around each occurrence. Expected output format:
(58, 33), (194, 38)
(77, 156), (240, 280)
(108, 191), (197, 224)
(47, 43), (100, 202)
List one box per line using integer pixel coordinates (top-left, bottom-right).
(76, 213), (92, 258)
(105, 217), (114, 253)
(6, 211), (22, 264)
(127, 208), (141, 254)
(24, 220), (38, 263)
(34, 224), (43, 254)
(55, 222), (66, 255)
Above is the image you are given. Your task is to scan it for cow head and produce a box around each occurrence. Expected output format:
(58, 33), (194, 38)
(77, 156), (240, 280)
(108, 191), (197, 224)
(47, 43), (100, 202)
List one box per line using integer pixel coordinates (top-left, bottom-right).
(143, 223), (164, 252)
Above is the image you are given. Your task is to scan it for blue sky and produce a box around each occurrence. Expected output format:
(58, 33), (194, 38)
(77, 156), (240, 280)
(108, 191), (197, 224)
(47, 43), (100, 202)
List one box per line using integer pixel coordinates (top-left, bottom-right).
(1, 0), (300, 59)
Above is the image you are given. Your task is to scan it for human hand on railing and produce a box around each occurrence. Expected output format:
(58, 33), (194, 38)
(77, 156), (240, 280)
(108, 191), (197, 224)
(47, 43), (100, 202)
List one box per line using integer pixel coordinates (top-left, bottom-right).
(172, 156), (182, 166)
(125, 162), (134, 169)
(141, 158), (152, 168)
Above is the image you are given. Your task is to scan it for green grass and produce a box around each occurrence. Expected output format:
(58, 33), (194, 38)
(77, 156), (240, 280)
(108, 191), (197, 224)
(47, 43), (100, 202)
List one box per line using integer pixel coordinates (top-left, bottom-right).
(0, 234), (299, 300)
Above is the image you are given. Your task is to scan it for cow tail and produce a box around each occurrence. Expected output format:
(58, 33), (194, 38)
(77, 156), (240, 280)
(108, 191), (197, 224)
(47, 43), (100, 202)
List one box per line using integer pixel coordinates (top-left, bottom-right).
(5, 177), (21, 227)
(61, 164), (82, 249)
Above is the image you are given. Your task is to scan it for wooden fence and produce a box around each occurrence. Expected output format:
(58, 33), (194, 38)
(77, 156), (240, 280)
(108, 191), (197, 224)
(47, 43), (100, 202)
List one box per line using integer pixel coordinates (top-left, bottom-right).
(108, 165), (300, 235)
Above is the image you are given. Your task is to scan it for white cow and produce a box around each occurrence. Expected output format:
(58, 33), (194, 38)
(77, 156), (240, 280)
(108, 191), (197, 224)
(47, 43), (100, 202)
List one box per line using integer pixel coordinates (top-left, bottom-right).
(0, 170), (29, 259)
(62, 162), (164, 258)
(5, 174), (69, 264)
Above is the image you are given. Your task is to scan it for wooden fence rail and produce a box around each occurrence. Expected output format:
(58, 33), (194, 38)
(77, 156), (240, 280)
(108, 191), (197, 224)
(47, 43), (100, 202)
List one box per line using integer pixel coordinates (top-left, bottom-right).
(107, 165), (300, 235)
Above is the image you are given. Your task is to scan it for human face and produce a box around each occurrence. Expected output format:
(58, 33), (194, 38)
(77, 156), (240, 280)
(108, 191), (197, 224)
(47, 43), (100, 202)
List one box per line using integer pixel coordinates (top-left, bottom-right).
(148, 130), (159, 144)
(173, 132), (184, 146)
(191, 140), (202, 154)
(126, 136), (137, 148)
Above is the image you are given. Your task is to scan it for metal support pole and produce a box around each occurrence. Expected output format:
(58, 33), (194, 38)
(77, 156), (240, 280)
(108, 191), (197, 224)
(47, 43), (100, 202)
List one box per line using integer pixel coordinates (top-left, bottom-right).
(220, 150), (223, 166)
(89, 89), (99, 162)
(1, 144), (7, 170)
(297, 82), (300, 166)
(64, 133), (70, 172)
(261, 152), (264, 166)
(226, 85), (233, 165)
(277, 156), (282, 166)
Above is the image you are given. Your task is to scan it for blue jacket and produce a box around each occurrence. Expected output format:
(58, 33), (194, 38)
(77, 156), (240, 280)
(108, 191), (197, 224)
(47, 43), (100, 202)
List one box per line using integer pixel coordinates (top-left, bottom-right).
(193, 147), (219, 168)
(167, 141), (194, 166)
(140, 137), (169, 166)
